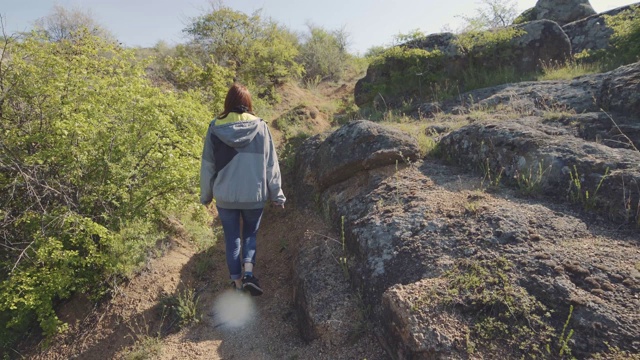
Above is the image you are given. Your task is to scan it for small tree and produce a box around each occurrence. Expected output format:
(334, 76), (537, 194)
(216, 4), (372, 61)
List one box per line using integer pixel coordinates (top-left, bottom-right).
(297, 24), (351, 82)
(183, 5), (302, 99)
(34, 5), (114, 42)
(456, 0), (519, 32)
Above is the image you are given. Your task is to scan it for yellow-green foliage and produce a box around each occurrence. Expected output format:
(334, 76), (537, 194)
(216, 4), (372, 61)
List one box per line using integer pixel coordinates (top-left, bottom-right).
(605, 5), (640, 66)
(161, 53), (231, 114)
(379, 115), (438, 157)
(183, 6), (303, 100)
(442, 258), (559, 357)
(368, 46), (446, 102)
(454, 27), (525, 59)
(575, 5), (640, 70)
(0, 31), (212, 347)
(538, 58), (604, 80)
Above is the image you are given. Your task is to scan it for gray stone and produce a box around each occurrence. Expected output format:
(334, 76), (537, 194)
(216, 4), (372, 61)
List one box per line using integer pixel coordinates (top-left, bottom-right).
(534, 0), (596, 25)
(440, 118), (640, 222)
(292, 220), (362, 346)
(308, 120), (421, 191)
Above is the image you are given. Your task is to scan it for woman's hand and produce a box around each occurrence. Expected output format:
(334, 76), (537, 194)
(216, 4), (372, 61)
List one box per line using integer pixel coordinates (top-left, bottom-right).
(272, 201), (284, 209)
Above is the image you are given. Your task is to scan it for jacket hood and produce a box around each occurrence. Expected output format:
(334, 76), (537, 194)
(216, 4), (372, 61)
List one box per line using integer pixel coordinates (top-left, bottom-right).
(211, 119), (262, 148)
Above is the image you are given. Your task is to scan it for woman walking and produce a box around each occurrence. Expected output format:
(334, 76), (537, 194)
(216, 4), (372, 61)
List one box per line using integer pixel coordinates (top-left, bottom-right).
(200, 83), (285, 296)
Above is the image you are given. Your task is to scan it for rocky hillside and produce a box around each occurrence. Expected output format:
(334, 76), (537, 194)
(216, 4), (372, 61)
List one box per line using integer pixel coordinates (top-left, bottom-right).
(290, 59), (640, 359)
(289, 5), (640, 356)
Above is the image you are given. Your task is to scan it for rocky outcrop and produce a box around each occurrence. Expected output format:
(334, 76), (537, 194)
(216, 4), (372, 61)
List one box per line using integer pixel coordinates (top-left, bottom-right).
(292, 220), (363, 346)
(292, 145), (640, 358)
(419, 62), (640, 148)
(297, 120), (421, 192)
(440, 119), (640, 221)
(289, 119), (420, 346)
(293, 63), (640, 359)
(429, 62), (640, 223)
(519, 0), (596, 26)
(354, 20), (570, 107)
(563, 4), (639, 55)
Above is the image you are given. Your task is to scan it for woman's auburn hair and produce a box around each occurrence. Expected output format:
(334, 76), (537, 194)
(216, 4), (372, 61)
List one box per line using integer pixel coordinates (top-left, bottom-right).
(219, 83), (253, 119)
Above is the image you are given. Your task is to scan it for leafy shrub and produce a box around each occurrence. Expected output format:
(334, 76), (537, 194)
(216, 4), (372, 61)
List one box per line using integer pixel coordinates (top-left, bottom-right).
(158, 51), (231, 114)
(297, 24), (351, 82)
(574, 5), (640, 70)
(183, 6), (303, 101)
(0, 30), (211, 346)
(367, 46), (447, 104)
(605, 5), (640, 67)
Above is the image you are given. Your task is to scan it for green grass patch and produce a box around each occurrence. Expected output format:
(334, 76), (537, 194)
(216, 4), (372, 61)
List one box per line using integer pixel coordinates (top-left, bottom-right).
(379, 115), (438, 157)
(417, 257), (578, 358)
(124, 336), (163, 360)
(159, 287), (200, 329)
(538, 59), (604, 81)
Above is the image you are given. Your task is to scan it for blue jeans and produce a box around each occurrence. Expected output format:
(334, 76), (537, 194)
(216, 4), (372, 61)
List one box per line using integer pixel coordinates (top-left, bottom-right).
(216, 207), (264, 280)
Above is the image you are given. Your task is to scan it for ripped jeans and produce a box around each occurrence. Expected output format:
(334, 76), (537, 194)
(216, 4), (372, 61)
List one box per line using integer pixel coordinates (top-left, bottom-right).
(216, 207), (264, 280)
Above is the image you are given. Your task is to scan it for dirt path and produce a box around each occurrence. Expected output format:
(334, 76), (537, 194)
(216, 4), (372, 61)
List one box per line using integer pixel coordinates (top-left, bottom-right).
(159, 207), (386, 360)
(25, 204), (386, 359)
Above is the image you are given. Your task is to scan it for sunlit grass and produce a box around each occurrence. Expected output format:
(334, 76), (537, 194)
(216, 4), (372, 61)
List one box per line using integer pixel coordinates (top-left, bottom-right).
(538, 60), (605, 81)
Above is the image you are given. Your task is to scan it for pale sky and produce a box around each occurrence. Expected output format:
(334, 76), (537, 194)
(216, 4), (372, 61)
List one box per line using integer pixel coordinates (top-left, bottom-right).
(2, 0), (637, 54)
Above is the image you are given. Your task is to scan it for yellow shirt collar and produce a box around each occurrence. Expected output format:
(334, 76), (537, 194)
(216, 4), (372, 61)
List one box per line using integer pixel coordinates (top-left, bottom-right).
(215, 112), (259, 126)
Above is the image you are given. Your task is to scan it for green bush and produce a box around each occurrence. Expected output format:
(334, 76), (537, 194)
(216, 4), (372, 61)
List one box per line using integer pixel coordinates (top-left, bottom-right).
(455, 27), (524, 59)
(183, 6), (303, 101)
(574, 5), (640, 70)
(0, 30), (211, 347)
(605, 5), (640, 67)
(158, 52), (231, 114)
(297, 25), (352, 82)
(362, 27), (527, 106)
(367, 46), (447, 104)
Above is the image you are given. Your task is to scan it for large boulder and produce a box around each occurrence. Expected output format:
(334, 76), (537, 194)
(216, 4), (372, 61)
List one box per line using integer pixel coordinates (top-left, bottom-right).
(298, 120), (421, 192)
(535, 0), (596, 25)
(355, 20), (570, 108)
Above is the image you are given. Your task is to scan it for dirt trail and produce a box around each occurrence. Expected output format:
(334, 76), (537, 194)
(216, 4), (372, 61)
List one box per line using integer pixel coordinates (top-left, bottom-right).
(25, 204), (385, 359)
(158, 207), (385, 360)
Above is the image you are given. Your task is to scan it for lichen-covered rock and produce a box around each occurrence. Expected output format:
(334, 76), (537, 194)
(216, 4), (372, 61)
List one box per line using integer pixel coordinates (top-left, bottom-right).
(533, 0), (596, 25)
(439, 119), (640, 222)
(381, 279), (467, 360)
(291, 123), (640, 358)
(430, 61), (640, 122)
(292, 219), (362, 346)
(308, 120), (420, 191)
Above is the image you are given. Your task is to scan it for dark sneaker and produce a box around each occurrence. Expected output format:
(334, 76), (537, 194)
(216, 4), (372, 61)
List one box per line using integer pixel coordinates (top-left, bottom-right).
(242, 275), (263, 296)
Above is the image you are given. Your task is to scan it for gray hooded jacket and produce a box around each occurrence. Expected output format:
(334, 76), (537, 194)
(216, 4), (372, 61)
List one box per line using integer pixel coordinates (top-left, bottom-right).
(199, 115), (285, 209)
